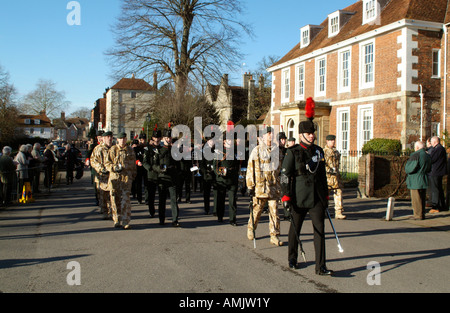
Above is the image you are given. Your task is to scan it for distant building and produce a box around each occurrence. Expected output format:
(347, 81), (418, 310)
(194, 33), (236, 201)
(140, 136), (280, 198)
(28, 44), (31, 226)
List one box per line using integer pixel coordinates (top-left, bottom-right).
(104, 75), (157, 138)
(267, 0), (450, 150)
(17, 110), (54, 140)
(53, 112), (89, 142)
(205, 73), (269, 130)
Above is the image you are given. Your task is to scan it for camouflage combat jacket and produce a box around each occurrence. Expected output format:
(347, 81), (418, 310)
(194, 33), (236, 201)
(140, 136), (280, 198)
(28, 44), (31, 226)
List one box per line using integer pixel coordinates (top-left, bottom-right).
(105, 144), (137, 190)
(90, 143), (111, 190)
(323, 146), (342, 188)
(246, 141), (281, 199)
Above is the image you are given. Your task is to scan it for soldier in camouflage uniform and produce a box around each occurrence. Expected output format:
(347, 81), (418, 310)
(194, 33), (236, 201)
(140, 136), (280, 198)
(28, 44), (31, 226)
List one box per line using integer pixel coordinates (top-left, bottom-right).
(324, 135), (346, 219)
(105, 132), (137, 229)
(90, 131), (113, 220)
(246, 127), (283, 246)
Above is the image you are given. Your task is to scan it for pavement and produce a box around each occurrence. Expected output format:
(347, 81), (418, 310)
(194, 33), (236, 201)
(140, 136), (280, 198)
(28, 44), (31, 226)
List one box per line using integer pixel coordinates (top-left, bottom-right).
(1, 168), (450, 295)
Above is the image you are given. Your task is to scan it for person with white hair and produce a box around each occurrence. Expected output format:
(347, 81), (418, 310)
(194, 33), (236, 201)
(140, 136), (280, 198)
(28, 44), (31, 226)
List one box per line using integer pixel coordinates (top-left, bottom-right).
(405, 141), (432, 219)
(0, 146), (16, 206)
(14, 145), (32, 198)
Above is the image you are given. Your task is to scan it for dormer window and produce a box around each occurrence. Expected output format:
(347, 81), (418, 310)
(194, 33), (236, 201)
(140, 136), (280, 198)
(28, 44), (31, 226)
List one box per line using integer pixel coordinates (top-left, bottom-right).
(301, 27), (310, 48)
(300, 25), (323, 49)
(328, 11), (340, 37)
(24, 119), (31, 125)
(34, 119), (40, 125)
(363, 0), (378, 25)
(328, 10), (355, 38)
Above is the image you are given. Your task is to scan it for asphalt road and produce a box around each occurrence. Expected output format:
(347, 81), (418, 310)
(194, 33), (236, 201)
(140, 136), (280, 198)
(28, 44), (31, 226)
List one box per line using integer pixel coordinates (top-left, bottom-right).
(1, 169), (450, 295)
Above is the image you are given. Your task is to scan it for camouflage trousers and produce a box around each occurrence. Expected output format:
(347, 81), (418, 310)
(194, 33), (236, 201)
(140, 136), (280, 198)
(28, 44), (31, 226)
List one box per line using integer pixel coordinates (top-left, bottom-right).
(327, 175), (343, 212)
(98, 188), (111, 217)
(110, 186), (132, 225)
(248, 197), (280, 237)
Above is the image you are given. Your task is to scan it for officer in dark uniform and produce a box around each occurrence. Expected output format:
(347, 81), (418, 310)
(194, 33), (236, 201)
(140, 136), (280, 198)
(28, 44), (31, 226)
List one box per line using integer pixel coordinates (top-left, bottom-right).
(280, 99), (334, 276)
(143, 128), (161, 217)
(214, 131), (240, 226)
(154, 128), (180, 227)
(278, 131), (289, 220)
(200, 135), (216, 215)
(132, 134), (147, 204)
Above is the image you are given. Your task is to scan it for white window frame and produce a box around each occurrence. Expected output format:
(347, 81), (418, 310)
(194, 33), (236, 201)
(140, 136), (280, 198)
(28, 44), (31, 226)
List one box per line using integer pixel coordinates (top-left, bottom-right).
(336, 107), (350, 153)
(432, 49), (441, 78)
(328, 11), (340, 37)
(300, 26), (310, 48)
(315, 56), (327, 97)
(357, 104), (374, 151)
(359, 39), (375, 89)
(295, 63), (305, 101)
(338, 48), (352, 93)
(281, 68), (290, 103)
(287, 119), (295, 140)
(362, 0), (378, 25)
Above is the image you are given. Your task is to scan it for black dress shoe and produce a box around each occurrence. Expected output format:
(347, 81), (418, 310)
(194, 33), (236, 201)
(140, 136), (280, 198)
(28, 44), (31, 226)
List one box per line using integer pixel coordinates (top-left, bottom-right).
(172, 221), (181, 227)
(230, 221), (238, 226)
(316, 266), (334, 276)
(289, 260), (300, 269)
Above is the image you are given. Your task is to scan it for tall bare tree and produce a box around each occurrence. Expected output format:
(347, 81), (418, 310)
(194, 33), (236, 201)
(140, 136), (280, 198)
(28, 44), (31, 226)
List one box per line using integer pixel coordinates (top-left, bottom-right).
(106, 0), (253, 98)
(0, 65), (19, 144)
(21, 79), (70, 119)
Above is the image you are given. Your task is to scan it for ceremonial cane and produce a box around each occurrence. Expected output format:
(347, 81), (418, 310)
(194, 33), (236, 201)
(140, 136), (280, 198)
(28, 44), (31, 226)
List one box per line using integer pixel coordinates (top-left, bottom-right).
(249, 199), (256, 249)
(325, 207), (344, 253)
(287, 206), (307, 263)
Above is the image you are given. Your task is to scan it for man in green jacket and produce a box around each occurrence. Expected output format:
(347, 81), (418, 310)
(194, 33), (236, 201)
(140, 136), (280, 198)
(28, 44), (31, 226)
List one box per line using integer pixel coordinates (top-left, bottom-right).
(405, 141), (432, 220)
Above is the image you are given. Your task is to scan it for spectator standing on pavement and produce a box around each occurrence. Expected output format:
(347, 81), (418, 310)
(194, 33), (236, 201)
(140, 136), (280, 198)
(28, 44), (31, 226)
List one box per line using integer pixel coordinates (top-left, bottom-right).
(14, 145), (31, 196)
(43, 144), (57, 189)
(61, 143), (79, 185)
(31, 143), (44, 193)
(428, 136), (448, 213)
(405, 141), (432, 220)
(0, 146), (16, 206)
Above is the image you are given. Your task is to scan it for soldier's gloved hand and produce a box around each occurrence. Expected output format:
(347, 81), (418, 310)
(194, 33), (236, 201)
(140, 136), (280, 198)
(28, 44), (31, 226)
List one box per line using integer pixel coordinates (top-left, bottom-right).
(113, 164), (123, 173)
(282, 195), (291, 211)
(247, 189), (255, 197)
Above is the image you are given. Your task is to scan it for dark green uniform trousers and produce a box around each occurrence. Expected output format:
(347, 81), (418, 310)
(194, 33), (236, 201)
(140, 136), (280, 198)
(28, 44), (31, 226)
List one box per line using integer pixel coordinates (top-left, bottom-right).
(158, 181), (179, 224)
(288, 199), (326, 271)
(215, 183), (237, 223)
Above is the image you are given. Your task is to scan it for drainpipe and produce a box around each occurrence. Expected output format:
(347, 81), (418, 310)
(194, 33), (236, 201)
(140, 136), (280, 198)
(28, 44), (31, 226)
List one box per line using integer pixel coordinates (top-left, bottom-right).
(420, 84), (423, 141)
(444, 23), (450, 137)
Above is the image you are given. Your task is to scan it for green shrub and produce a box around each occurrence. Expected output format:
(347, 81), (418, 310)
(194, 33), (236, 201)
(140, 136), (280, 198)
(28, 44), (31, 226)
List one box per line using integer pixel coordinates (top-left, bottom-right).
(361, 138), (402, 155)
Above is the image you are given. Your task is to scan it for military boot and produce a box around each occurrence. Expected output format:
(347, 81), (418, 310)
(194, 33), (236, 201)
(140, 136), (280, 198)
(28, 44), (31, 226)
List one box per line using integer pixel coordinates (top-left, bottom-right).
(270, 235), (283, 246)
(335, 209), (346, 219)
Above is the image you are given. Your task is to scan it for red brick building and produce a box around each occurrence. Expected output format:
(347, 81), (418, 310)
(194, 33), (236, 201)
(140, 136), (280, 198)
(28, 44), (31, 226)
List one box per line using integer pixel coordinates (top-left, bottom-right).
(267, 0), (450, 151)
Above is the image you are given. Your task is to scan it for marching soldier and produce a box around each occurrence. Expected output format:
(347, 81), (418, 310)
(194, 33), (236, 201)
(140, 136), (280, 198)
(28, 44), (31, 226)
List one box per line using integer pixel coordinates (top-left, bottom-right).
(200, 136), (216, 215)
(280, 97), (334, 275)
(132, 134), (147, 204)
(90, 131), (113, 220)
(143, 128), (161, 217)
(278, 130), (289, 220)
(214, 131), (240, 226)
(324, 134), (346, 219)
(105, 132), (137, 229)
(154, 128), (180, 227)
(86, 131), (103, 206)
(246, 127), (283, 246)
